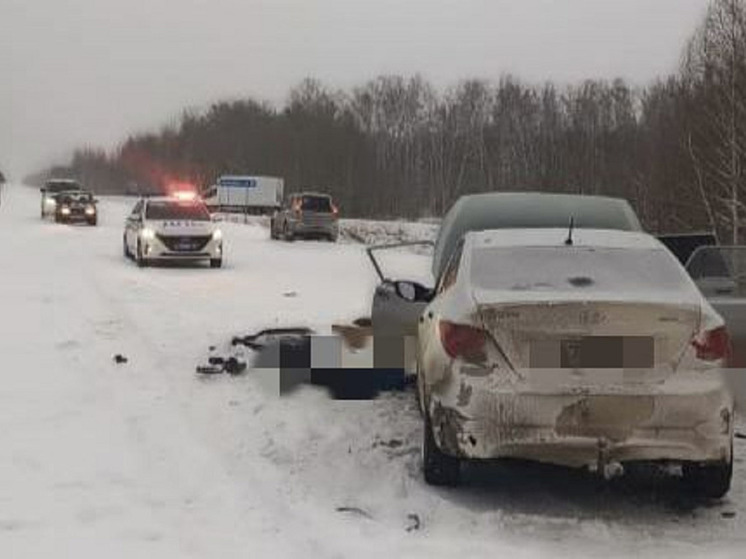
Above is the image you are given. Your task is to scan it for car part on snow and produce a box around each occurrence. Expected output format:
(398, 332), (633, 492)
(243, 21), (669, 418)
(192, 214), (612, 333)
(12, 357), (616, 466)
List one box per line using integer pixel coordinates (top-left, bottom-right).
(199, 323), (414, 399)
(335, 506), (373, 519)
(113, 354), (128, 364)
(405, 513), (421, 532)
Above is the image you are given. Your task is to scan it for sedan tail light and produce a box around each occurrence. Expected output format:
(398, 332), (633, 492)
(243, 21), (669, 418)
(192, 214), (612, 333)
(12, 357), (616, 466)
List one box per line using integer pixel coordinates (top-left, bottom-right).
(439, 321), (487, 362)
(692, 325), (731, 362)
(332, 204), (339, 216)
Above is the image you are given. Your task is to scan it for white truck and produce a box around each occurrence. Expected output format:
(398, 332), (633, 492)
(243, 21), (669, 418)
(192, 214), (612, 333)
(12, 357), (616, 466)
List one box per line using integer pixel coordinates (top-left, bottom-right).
(202, 175), (283, 214)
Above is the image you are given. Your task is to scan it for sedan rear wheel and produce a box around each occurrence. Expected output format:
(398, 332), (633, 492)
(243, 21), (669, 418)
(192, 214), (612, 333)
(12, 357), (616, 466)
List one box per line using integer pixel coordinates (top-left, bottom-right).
(682, 451), (733, 499)
(422, 412), (461, 486)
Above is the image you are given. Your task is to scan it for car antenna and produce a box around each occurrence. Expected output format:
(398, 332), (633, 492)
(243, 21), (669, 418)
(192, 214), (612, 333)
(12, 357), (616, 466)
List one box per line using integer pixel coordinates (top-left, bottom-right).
(565, 217), (575, 246)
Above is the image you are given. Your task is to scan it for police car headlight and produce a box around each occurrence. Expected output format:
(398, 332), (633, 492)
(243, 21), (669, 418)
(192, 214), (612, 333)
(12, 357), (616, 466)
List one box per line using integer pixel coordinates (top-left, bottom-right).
(212, 229), (223, 241)
(60, 206), (71, 215)
(141, 228), (155, 240)
(85, 205), (96, 215)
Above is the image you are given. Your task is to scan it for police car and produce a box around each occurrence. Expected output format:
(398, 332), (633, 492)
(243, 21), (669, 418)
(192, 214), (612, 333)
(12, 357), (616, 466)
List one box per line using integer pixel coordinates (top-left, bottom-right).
(123, 193), (223, 268)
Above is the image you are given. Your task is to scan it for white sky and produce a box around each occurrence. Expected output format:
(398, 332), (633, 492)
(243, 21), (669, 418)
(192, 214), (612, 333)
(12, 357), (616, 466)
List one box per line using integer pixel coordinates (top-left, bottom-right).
(0, 0), (711, 178)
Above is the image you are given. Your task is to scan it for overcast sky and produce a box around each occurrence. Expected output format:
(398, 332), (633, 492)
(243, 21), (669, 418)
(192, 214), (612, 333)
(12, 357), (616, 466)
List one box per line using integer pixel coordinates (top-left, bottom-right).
(0, 0), (711, 178)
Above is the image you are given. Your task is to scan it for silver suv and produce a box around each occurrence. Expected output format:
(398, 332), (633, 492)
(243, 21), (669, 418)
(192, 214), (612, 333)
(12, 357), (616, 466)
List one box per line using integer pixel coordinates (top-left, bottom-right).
(270, 192), (339, 242)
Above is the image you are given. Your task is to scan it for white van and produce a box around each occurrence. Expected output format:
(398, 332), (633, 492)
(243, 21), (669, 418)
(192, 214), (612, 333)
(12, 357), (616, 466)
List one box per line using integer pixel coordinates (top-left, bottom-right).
(202, 175), (283, 214)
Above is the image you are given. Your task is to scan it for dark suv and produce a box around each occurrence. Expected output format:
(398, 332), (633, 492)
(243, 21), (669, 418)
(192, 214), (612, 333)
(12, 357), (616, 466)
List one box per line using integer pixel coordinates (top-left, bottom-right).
(270, 192), (339, 242)
(53, 190), (98, 225)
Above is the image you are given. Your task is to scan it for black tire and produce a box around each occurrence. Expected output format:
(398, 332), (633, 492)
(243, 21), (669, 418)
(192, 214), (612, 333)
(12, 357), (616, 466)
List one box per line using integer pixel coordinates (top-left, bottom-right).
(283, 222), (294, 242)
(123, 236), (131, 259)
(269, 220), (277, 239)
(88, 218), (97, 226)
(54, 213), (62, 223)
(422, 412), (461, 486)
(682, 453), (733, 499)
(136, 241), (147, 268)
(210, 258), (222, 269)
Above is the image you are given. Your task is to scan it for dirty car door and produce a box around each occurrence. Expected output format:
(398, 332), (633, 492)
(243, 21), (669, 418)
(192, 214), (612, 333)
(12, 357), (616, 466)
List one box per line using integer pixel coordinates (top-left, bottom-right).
(368, 242), (434, 373)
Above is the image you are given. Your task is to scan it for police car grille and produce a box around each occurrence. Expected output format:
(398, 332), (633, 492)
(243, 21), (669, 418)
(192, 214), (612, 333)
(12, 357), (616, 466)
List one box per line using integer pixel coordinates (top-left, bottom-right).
(157, 234), (212, 252)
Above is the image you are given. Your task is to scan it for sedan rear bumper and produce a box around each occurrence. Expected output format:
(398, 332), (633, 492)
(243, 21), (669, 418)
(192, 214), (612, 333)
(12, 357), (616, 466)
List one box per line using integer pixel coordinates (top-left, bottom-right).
(428, 375), (734, 468)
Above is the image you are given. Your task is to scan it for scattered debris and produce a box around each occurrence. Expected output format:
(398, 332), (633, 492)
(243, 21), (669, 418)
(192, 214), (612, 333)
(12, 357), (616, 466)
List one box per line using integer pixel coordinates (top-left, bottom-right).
(405, 513), (421, 532)
(224, 357), (247, 375)
(721, 511), (737, 519)
(332, 322), (372, 350)
(232, 327), (315, 349)
(113, 354), (128, 364)
(374, 438), (404, 449)
(735, 432), (746, 440)
(196, 364), (224, 375)
(283, 291), (298, 298)
(335, 506), (373, 519)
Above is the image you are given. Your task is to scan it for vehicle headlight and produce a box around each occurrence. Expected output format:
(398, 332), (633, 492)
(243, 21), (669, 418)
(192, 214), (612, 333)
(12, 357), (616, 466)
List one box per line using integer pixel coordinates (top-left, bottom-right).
(141, 227), (155, 240)
(60, 206), (71, 215)
(85, 205), (96, 215)
(45, 198), (57, 207)
(212, 229), (223, 241)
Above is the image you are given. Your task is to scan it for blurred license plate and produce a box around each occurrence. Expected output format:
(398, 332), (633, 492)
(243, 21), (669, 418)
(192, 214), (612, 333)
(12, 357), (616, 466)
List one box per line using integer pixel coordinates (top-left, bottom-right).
(175, 241), (194, 251)
(531, 337), (654, 368)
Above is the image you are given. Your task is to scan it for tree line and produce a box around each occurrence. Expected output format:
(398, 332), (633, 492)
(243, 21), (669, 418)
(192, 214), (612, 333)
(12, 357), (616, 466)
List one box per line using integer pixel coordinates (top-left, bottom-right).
(29, 0), (746, 241)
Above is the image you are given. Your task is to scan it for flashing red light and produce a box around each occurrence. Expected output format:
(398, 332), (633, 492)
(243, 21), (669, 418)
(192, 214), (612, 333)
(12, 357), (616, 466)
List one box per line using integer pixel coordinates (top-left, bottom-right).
(172, 190), (198, 201)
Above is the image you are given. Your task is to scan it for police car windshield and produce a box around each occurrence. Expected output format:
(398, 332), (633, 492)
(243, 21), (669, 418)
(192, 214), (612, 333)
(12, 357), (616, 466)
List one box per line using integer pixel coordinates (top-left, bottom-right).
(146, 201), (211, 221)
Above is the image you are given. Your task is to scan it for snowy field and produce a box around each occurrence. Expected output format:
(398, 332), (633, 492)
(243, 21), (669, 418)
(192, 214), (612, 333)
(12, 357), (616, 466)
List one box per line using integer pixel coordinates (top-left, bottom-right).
(0, 184), (745, 558)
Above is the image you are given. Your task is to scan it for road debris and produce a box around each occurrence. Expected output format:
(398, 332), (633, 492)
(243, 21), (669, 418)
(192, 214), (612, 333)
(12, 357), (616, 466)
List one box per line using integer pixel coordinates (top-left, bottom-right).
(406, 513), (421, 532)
(335, 506), (373, 519)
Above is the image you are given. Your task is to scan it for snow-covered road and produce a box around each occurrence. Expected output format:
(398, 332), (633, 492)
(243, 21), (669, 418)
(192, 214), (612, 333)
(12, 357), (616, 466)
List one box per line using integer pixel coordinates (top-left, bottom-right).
(1, 184), (744, 558)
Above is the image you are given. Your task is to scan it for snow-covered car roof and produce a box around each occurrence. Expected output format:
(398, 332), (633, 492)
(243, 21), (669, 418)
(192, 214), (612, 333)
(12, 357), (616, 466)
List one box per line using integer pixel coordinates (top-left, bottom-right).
(469, 228), (664, 250)
(466, 228), (710, 309)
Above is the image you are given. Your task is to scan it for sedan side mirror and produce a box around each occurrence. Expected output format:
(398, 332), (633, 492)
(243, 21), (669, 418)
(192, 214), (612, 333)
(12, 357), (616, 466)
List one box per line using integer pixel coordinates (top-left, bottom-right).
(394, 280), (434, 303)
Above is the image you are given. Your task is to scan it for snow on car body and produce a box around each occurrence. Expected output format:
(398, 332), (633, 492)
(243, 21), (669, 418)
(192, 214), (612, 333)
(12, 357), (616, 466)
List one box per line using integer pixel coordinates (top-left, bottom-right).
(40, 178), (82, 218)
(123, 195), (223, 268)
(53, 190), (98, 225)
(416, 228), (734, 495)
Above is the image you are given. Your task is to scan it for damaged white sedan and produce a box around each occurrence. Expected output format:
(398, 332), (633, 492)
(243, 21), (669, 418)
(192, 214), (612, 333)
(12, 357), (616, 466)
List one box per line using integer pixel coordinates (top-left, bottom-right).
(410, 228), (734, 496)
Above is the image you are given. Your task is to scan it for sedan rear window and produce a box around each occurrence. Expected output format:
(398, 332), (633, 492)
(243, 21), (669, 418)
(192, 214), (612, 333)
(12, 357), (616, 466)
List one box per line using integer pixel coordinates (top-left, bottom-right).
(146, 201), (211, 221)
(471, 247), (692, 294)
(301, 196), (332, 212)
